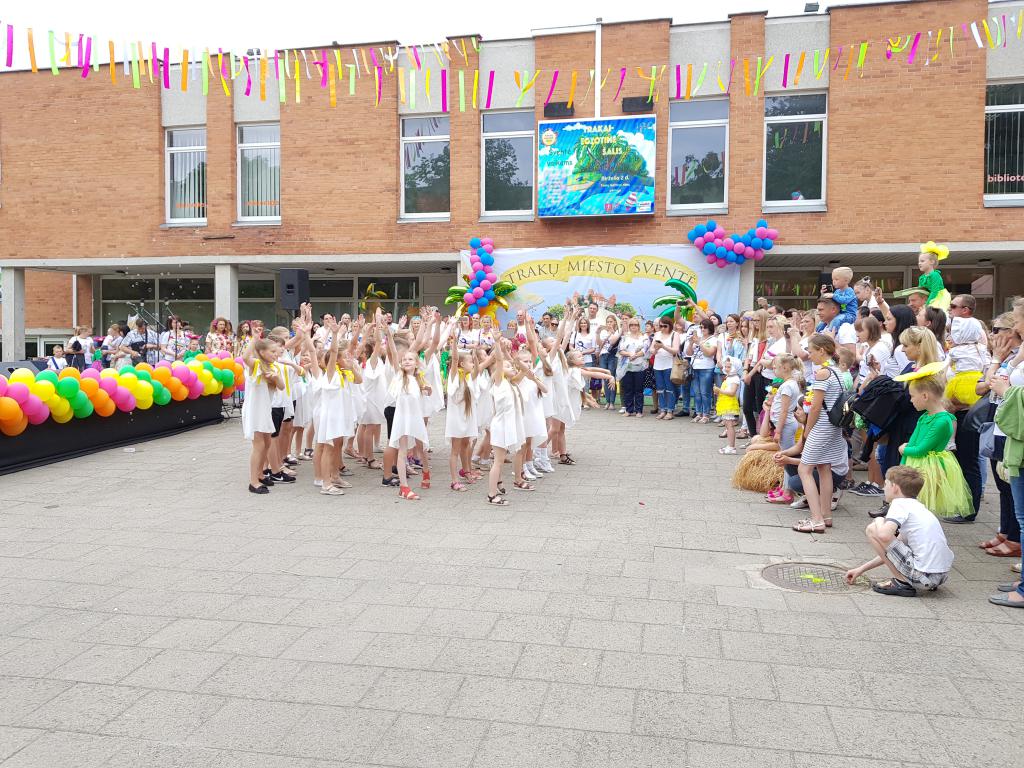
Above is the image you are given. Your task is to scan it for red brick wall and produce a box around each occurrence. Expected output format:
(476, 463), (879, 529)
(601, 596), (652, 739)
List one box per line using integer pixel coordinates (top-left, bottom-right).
(0, 0), (1016, 329)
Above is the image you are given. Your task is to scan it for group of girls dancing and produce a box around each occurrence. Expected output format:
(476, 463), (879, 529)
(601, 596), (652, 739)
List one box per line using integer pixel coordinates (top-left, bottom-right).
(240, 302), (610, 504)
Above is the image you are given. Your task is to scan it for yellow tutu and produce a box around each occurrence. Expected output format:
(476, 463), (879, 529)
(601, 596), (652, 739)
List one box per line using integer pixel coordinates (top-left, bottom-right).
(902, 450), (973, 518)
(945, 370), (982, 409)
(928, 288), (951, 312)
(717, 393), (741, 417)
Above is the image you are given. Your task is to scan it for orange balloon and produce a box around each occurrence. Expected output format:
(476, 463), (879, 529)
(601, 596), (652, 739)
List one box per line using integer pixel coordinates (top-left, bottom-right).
(95, 399), (116, 417)
(0, 414), (28, 436)
(135, 362), (154, 374)
(0, 396), (20, 422)
(91, 390), (111, 406)
(152, 367), (172, 384)
(58, 367), (81, 380)
(170, 385), (187, 402)
(79, 378), (99, 397)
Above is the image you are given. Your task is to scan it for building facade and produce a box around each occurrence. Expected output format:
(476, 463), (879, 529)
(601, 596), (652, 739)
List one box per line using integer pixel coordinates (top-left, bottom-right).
(1, 0), (1023, 358)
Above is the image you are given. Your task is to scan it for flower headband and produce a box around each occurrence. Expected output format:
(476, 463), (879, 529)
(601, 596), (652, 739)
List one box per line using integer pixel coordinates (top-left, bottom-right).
(920, 241), (950, 261)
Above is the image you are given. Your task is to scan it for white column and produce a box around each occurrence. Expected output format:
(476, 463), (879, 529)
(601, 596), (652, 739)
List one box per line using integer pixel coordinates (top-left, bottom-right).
(1, 267), (27, 361)
(739, 259), (756, 311)
(214, 264), (239, 327)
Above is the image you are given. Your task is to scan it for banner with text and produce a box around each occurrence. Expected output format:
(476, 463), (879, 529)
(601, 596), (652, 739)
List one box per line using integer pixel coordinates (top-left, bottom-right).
(462, 244), (742, 323)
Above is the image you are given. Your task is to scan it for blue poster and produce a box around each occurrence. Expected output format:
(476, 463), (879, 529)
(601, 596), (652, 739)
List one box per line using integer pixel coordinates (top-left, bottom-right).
(537, 116), (657, 218)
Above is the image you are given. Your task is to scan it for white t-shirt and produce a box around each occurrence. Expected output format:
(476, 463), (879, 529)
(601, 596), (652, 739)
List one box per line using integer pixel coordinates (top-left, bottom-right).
(859, 340), (892, 381)
(652, 331), (677, 371)
(159, 331), (188, 362)
(883, 345), (912, 378)
(619, 335), (648, 372)
(66, 334), (94, 362)
(885, 497), (955, 574)
(572, 330), (598, 364)
(762, 336), (788, 366)
(691, 335), (718, 370)
(948, 316), (990, 374)
(457, 328), (479, 350)
(835, 323), (857, 347)
(47, 355), (69, 371)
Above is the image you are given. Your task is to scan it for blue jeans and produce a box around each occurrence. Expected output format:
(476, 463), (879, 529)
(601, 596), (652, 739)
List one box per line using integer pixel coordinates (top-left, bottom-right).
(653, 368), (677, 412)
(620, 370), (645, 414)
(599, 352), (618, 405)
(691, 368), (715, 416)
(1011, 473), (1024, 599)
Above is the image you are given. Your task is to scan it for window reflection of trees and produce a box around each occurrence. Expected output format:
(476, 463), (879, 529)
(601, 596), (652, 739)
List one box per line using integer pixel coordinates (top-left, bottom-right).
(485, 137), (533, 212)
(765, 121), (823, 201)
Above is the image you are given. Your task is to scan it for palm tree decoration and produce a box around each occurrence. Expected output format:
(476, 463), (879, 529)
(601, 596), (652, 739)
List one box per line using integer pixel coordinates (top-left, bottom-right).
(358, 282), (389, 313)
(651, 278), (702, 319)
(443, 236), (518, 319)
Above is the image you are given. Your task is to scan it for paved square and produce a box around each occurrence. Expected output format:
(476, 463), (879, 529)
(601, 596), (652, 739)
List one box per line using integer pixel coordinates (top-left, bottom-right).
(1, 412), (1023, 767)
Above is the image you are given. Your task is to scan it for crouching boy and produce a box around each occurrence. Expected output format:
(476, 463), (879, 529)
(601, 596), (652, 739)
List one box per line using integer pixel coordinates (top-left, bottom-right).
(845, 466), (954, 597)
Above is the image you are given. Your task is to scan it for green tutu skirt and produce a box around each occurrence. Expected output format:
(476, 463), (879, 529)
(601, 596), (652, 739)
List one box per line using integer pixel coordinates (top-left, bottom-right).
(902, 450), (973, 518)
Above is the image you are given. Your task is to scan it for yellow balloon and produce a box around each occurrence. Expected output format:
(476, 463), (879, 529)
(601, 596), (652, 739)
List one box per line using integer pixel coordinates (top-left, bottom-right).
(32, 381), (56, 400)
(195, 354), (208, 362)
(136, 381), (154, 397)
(10, 368), (36, 384)
(100, 368), (119, 379)
(187, 361), (202, 372)
(136, 397), (153, 410)
(52, 409), (73, 424)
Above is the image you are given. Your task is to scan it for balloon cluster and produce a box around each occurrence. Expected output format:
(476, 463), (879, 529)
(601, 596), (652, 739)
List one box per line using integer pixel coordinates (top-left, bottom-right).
(687, 218), (780, 269)
(0, 353), (243, 437)
(462, 236), (498, 316)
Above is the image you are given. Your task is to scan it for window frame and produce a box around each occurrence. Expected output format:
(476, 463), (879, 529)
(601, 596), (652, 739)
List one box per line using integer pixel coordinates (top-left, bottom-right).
(983, 80), (1024, 206)
(399, 115), (451, 220)
(164, 127), (208, 226)
(236, 122), (282, 223)
(480, 109), (536, 218)
(666, 97), (730, 214)
(762, 91), (828, 211)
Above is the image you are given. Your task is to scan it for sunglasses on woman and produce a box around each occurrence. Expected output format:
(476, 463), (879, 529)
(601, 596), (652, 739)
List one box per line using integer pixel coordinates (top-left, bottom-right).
(992, 327), (1008, 334)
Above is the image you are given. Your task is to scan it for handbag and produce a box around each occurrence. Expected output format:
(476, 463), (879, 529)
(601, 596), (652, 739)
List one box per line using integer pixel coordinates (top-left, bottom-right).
(671, 355), (690, 385)
(963, 397), (994, 434)
(979, 423), (1004, 461)
(825, 368), (856, 428)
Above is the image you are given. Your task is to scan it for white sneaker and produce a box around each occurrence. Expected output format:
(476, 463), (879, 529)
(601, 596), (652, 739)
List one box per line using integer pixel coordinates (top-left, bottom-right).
(523, 466), (540, 481)
(618, 407), (627, 414)
(831, 489), (844, 511)
(718, 446), (737, 455)
(789, 495), (808, 509)
(313, 479), (323, 487)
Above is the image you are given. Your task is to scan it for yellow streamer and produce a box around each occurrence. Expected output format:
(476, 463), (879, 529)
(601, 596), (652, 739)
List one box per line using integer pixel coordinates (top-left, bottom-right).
(181, 50), (188, 91)
(293, 51), (300, 103)
(109, 40), (117, 83)
(27, 29), (37, 72)
(398, 65), (406, 103)
(329, 62), (336, 107)
(472, 69), (478, 109)
(513, 69), (541, 107)
(425, 68), (431, 105)
(360, 47), (370, 75)
(743, 58), (751, 96)
(62, 32), (71, 64)
(259, 54), (267, 100)
(566, 70), (578, 107)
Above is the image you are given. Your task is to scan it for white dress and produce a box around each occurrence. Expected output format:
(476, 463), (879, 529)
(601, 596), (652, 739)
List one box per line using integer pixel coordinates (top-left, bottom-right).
(517, 376), (547, 441)
(565, 367), (584, 428)
(488, 377), (523, 452)
(551, 355), (574, 426)
(316, 371), (348, 444)
(241, 365), (275, 439)
(360, 360), (387, 426)
(338, 372), (359, 438)
(292, 372), (312, 428)
(537, 362), (555, 419)
(475, 371), (494, 431)
(445, 373), (478, 439)
(388, 376), (430, 449)
(422, 354), (445, 418)
(270, 359), (295, 420)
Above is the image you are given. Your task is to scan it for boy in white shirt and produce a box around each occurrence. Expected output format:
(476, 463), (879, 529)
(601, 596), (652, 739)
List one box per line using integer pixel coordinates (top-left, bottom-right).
(845, 466), (954, 597)
(46, 345), (69, 371)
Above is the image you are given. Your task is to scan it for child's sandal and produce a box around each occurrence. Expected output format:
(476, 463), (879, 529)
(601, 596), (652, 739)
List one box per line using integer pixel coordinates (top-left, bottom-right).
(420, 471), (431, 489)
(365, 459), (382, 470)
(792, 519), (826, 534)
(450, 481), (467, 492)
(487, 493), (509, 506)
(513, 481), (535, 492)
(399, 486), (420, 501)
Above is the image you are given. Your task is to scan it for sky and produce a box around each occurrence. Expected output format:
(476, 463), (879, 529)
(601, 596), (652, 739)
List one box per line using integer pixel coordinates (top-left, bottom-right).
(0, 0), (895, 70)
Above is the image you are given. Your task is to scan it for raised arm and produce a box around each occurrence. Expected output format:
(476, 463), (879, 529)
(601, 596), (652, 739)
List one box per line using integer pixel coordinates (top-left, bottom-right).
(324, 320), (342, 382)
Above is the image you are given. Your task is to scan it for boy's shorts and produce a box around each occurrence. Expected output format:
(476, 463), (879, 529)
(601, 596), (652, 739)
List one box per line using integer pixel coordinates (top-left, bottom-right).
(270, 407), (285, 438)
(886, 540), (948, 589)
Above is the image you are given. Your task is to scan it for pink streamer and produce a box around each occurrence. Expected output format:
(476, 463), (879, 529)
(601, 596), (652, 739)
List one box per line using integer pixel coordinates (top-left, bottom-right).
(4, 25), (12, 68)
(317, 50), (328, 87)
(77, 34), (83, 67)
(441, 68), (448, 112)
(152, 43), (159, 79)
(674, 64), (681, 99)
(544, 70), (559, 105)
(906, 33), (921, 64)
(219, 48), (228, 78)
(781, 53), (790, 88)
(612, 67), (626, 102)
(162, 47), (170, 88)
(412, 45), (421, 70)
(243, 55), (252, 95)
(370, 48), (379, 68)
(273, 50), (280, 79)
(485, 70), (494, 109)
(81, 37), (92, 78)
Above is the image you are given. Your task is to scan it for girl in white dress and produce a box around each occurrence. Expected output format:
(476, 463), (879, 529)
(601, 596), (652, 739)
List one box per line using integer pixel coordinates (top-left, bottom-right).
(516, 319), (550, 483)
(421, 313), (447, 419)
(480, 338), (522, 506)
(384, 325), (432, 500)
(309, 320), (363, 496)
(356, 326), (386, 470)
(290, 344), (313, 461)
(241, 338), (284, 495)
(545, 305), (578, 465)
(445, 331), (480, 492)
(456, 314), (479, 352)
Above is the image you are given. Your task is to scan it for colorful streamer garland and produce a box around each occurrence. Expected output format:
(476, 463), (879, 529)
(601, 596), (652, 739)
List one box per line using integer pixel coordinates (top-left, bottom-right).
(0, 10), (1021, 109)
(0, 353), (243, 437)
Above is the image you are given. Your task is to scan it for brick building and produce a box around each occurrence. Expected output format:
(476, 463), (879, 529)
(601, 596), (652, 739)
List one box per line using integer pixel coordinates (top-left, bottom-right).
(1, 0), (1023, 358)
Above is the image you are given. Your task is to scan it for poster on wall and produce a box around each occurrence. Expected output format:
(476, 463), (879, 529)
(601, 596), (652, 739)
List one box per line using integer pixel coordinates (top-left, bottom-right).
(461, 245), (740, 324)
(537, 116), (656, 218)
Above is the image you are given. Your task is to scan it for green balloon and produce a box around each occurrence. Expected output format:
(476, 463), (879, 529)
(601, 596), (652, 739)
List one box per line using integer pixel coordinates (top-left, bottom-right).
(135, 369), (152, 382)
(73, 401), (94, 419)
(72, 390), (89, 409)
(56, 377), (80, 399)
(202, 361), (215, 374)
(219, 369), (234, 385)
(35, 370), (59, 385)
(150, 380), (166, 396)
(153, 388), (172, 406)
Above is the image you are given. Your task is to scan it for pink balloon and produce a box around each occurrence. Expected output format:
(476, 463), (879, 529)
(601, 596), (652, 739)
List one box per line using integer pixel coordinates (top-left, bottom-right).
(117, 393), (136, 412)
(713, 227), (725, 239)
(755, 227), (768, 239)
(714, 239), (723, 248)
(693, 237), (705, 249)
(733, 242), (745, 254)
(25, 393), (43, 413)
(6, 382), (29, 405)
(90, 361), (103, 371)
(187, 381), (204, 400)
(27, 406), (49, 425)
(472, 287), (485, 299)
(744, 246), (755, 258)
(753, 250), (765, 261)
(483, 244), (494, 254)
(0, 374), (7, 397)
(463, 293), (475, 305)
(716, 259), (728, 269)
(766, 228), (779, 240)
(481, 237), (493, 246)
(98, 378), (117, 395)
(81, 368), (100, 381)
(723, 238), (734, 250)
(705, 255), (717, 265)
(480, 280), (492, 291)
(156, 360), (171, 369)
(471, 261), (482, 272)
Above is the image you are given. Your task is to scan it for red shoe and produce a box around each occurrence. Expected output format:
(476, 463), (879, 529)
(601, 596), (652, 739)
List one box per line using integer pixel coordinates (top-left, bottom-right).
(399, 485), (420, 500)
(420, 471), (431, 490)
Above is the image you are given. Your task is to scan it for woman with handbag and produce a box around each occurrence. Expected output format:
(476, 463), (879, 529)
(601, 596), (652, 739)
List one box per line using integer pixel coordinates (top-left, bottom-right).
(650, 317), (681, 420)
(741, 309), (770, 442)
(686, 319), (718, 424)
(598, 315), (622, 410)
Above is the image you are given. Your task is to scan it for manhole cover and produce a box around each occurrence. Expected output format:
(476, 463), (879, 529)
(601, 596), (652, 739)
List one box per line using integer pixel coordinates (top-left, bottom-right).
(761, 562), (868, 593)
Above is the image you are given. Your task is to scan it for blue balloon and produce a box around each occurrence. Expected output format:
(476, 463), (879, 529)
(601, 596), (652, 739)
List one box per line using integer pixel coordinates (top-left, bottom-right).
(726, 252), (737, 263)
(476, 270), (486, 280)
(470, 280), (480, 289)
(476, 248), (488, 257)
(706, 219), (718, 231)
(476, 297), (488, 307)
(756, 219), (768, 228)
(467, 304), (479, 315)
(702, 242), (716, 255)
(716, 246), (728, 258)
(748, 228), (756, 237)
(751, 237), (763, 249)
(736, 255), (746, 265)
(469, 237), (482, 249)
(484, 289), (495, 299)
(731, 233), (742, 242)
(741, 235), (752, 246)
(687, 230), (696, 242)
(763, 239), (774, 251)
(481, 254), (494, 266)
(694, 224), (707, 237)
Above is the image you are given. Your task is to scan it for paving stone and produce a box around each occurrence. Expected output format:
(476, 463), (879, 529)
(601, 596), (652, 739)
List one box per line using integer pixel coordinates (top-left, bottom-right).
(597, 651), (687, 692)
(47, 645), (161, 685)
(16, 683), (145, 732)
(186, 698), (309, 752)
(0, 730), (121, 768)
(827, 707), (951, 764)
(635, 690), (733, 742)
(119, 649), (232, 691)
(139, 618), (240, 651)
(446, 676), (547, 724)
(359, 668), (464, 715)
(207, 622), (309, 657)
(488, 614), (570, 645)
(371, 713), (488, 768)
(354, 633), (448, 669)
(0, 726), (43, 761)
(688, 742), (794, 768)
(564, 619), (643, 652)
(197, 655), (305, 699)
(539, 682), (635, 733)
(279, 629), (377, 664)
(731, 699), (839, 753)
(471, 724), (583, 768)
(433, 639), (523, 677)
(277, 705), (397, 762)
(579, 732), (689, 768)
(278, 662), (381, 706)
(0, 676), (73, 724)
(100, 690), (228, 741)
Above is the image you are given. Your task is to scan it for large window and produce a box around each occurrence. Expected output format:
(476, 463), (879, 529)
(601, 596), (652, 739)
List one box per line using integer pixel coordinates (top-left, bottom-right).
(763, 93), (826, 207)
(165, 128), (207, 224)
(99, 278), (157, 333)
(668, 99), (728, 210)
(985, 83), (1024, 202)
(239, 279), (283, 329)
(482, 111), (534, 215)
(401, 116), (450, 217)
(358, 277), (420, 319)
(238, 124), (281, 221)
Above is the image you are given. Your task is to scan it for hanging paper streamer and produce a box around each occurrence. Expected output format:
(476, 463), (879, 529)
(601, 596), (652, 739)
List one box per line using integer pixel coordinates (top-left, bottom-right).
(636, 66), (660, 102)
(458, 69), (465, 112)
(675, 64), (682, 99)
(856, 42), (869, 75)
(813, 48), (830, 76)
(316, 50), (328, 88)
(513, 69), (540, 107)
(717, 59), (736, 94)
(132, 43), (141, 89)
(293, 50), (300, 103)
(754, 56), (773, 95)
(182, 50), (189, 91)
(259, 54), (267, 100)
(440, 68), (447, 113)
(970, 21), (984, 48)
(150, 43), (157, 83)
(457, 38), (468, 65)
(691, 63), (707, 97)
(348, 64), (356, 95)
(579, 68), (596, 106)
(360, 48), (370, 76)
(425, 67), (431, 106)
(370, 48), (380, 70)
(905, 33), (922, 64)
(201, 50), (209, 95)
(27, 29), (37, 73)
(61, 32), (71, 65)
(612, 67), (626, 102)
(77, 34), (83, 68)
(329, 62), (336, 107)
(278, 52), (287, 103)
(409, 68), (416, 108)
(743, 58), (751, 96)
(161, 47), (170, 88)
(794, 51), (806, 85)
(243, 55), (252, 96)
(782, 53), (791, 88)
(842, 45), (853, 79)
(375, 65), (383, 107)
(566, 70), (578, 107)
(831, 47), (844, 72)
(485, 69), (494, 109)
(398, 65), (406, 103)
(886, 37), (911, 60)
(5, 24), (14, 68)
(472, 69), (479, 109)
(543, 69), (559, 105)
(80, 36), (93, 78)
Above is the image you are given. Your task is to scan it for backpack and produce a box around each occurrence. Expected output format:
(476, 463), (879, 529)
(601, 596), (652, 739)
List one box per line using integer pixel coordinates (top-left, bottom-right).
(850, 375), (913, 432)
(825, 368), (856, 429)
